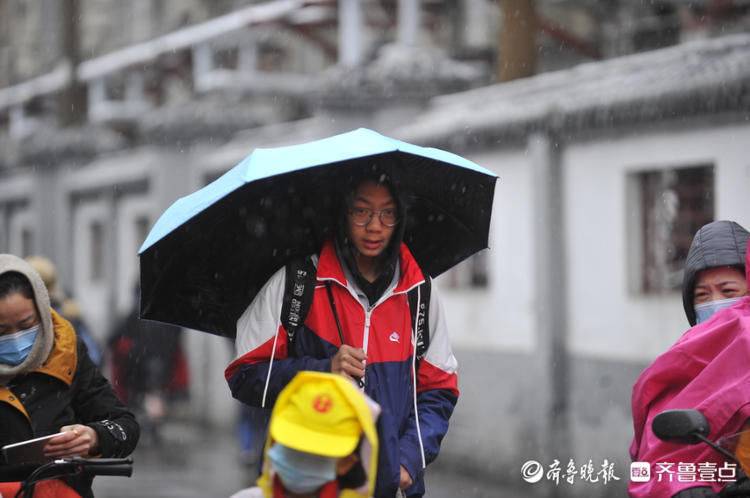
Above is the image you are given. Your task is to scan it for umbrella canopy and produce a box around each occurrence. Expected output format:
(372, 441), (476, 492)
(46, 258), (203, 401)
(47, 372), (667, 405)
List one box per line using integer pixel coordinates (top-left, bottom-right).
(139, 128), (497, 337)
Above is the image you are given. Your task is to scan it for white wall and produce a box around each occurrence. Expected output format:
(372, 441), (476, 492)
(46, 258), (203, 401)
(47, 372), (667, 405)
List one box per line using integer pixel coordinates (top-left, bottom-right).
(72, 199), (111, 342)
(564, 123), (750, 363)
(434, 124), (750, 495)
(438, 149), (537, 353)
(0, 176), (33, 261)
(8, 208), (34, 256)
(115, 194), (153, 316)
(184, 331), (237, 427)
(66, 148), (162, 338)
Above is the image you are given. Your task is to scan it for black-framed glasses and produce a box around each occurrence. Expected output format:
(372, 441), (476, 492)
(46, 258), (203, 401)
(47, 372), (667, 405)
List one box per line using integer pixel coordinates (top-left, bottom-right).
(348, 207), (399, 227)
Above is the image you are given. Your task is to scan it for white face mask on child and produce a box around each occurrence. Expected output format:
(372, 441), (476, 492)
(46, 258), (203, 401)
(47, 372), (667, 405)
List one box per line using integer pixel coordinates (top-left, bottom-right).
(267, 443), (338, 494)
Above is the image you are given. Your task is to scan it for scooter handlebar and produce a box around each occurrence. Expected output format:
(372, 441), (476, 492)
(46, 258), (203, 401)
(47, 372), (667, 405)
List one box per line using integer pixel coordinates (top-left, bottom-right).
(81, 463), (133, 477)
(69, 457), (133, 477)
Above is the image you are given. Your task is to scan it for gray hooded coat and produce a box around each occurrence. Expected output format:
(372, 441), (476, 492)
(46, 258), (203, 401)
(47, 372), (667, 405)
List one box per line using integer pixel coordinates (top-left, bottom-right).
(0, 254), (139, 497)
(681, 220), (750, 326)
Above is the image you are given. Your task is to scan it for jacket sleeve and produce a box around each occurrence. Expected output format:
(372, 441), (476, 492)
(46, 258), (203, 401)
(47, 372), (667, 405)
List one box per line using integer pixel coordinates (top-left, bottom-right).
(225, 266), (331, 408)
(72, 338), (140, 458)
(399, 282), (459, 483)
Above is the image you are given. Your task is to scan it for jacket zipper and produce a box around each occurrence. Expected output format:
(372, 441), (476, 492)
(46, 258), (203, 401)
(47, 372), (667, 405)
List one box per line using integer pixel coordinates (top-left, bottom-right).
(333, 278), (416, 388)
(361, 310), (372, 386)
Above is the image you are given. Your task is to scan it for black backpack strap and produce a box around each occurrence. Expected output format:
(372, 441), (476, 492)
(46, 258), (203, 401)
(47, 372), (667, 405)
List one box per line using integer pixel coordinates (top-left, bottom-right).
(281, 256), (317, 344)
(408, 274), (431, 359)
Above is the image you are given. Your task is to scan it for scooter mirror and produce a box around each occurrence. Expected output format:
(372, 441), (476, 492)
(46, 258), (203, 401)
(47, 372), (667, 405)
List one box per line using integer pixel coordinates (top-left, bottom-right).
(652, 409), (710, 444)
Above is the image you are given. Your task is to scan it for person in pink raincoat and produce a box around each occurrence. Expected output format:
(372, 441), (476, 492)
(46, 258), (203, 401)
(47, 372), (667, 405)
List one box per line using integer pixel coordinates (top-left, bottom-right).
(629, 224), (750, 498)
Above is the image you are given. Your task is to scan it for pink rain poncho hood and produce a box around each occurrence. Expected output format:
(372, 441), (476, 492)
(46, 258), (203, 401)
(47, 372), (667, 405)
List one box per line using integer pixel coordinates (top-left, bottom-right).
(629, 243), (750, 497)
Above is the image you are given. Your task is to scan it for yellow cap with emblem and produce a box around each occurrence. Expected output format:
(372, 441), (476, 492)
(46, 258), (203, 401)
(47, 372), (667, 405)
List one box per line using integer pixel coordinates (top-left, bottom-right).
(269, 371), (364, 458)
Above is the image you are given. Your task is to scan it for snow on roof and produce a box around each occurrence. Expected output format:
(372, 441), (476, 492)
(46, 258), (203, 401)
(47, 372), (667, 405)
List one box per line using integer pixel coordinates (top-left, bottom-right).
(15, 124), (127, 165)
(0, 0), (307, 109)
(77, 0), (306, 81)
(0, 61), (72, 108)
(394, 33), (750, 148)
(136, 95), (285, 146)
(202, 115), (343, 172)
(316, 43), (487, 106)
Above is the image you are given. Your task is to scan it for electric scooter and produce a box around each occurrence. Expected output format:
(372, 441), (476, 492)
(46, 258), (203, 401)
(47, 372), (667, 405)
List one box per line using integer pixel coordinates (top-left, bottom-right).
(653, 409), (750, 497)
(0, 456), (132, 497)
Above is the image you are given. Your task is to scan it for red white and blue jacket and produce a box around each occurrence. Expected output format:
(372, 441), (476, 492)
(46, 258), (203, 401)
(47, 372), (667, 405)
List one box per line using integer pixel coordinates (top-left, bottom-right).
(225, 238), (459, 497)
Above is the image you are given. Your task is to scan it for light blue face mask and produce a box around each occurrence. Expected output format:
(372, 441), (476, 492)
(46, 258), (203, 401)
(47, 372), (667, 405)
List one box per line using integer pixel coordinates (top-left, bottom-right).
(0, 324), (39, 366)
(694, 297), (743, 324)
(267, 443), (338, 494)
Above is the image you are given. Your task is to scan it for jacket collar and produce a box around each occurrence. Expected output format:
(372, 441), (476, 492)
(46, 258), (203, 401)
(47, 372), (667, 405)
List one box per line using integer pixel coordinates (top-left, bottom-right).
(33, 308), (77, 387)
(316, 237), (425, 294)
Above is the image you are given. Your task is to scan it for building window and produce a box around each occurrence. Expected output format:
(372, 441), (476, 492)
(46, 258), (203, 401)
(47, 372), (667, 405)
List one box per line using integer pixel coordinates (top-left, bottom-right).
(90, 221), (104, 282)
(636, 165), (714, 293)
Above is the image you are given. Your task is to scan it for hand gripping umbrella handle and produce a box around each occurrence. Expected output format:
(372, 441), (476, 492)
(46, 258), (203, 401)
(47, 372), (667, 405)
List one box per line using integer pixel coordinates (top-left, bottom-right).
(325, 282), (364, 388)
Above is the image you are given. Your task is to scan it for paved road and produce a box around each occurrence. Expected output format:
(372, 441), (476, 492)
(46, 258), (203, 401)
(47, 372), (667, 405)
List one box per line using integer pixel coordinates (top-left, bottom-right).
(91, 420), (523, 497)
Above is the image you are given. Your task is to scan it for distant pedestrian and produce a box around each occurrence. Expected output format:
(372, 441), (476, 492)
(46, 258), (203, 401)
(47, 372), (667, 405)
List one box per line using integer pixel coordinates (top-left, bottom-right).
(237, 402), (270, 468)
(108, 285), (189, 443)
(25, 255), (103, 366)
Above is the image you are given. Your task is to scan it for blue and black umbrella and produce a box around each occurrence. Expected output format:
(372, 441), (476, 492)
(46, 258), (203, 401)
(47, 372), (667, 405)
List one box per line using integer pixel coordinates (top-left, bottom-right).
(138, 128), (497, 337)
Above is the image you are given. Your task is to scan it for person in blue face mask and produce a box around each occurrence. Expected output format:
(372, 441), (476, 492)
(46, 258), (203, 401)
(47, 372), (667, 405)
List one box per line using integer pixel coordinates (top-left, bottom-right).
(0, 254), (140, 498)
(693, 265), (747, 324)
(628, 223), (748, 498)
(629, 238), (750, 498)
(0, 322), (38, 365)
(682, 220), (749, 325)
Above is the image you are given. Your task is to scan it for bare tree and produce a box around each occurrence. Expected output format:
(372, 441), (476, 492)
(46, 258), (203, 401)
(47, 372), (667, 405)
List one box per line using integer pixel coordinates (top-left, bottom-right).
(59, 0), (87, 126)
(0, 0), (9, 88)
(497, 0), (537, 82)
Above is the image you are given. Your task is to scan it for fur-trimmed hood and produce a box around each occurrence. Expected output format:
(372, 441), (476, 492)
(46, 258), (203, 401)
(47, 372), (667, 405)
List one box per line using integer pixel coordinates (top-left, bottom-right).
(0, 254), (55, 386)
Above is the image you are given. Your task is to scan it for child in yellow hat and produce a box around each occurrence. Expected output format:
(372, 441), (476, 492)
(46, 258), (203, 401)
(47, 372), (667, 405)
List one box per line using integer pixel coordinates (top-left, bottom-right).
(230, 371), (379, 498)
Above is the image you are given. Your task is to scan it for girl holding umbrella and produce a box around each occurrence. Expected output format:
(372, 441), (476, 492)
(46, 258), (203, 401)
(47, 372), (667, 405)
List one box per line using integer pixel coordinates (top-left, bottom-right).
(139, 129), (496, 497)
(226, 174), (459, 498)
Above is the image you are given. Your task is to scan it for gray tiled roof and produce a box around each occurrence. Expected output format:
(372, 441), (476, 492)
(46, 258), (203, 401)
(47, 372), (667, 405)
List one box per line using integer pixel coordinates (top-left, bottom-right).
(395, 34), (750, 148)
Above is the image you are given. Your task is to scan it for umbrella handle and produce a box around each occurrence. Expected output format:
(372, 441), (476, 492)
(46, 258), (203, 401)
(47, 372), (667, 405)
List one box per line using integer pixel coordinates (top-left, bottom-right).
(325, 282), (364, 388)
